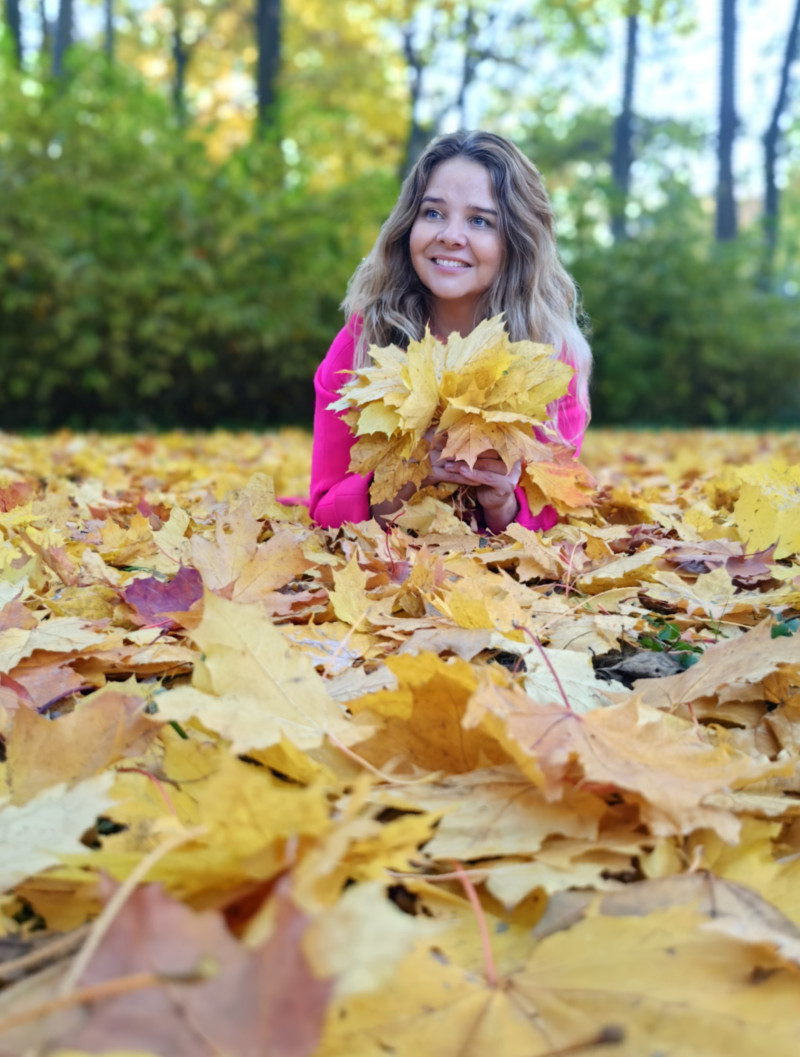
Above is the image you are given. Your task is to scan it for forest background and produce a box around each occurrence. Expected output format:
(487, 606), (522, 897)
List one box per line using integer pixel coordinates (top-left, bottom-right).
(1, 0), (799, 433)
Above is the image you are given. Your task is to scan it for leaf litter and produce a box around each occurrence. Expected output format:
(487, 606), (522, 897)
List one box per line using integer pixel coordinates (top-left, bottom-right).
(0, 427), (798, 1056)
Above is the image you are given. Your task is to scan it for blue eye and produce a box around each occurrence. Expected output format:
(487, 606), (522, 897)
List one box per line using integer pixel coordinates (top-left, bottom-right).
(471, 216), (490, 227)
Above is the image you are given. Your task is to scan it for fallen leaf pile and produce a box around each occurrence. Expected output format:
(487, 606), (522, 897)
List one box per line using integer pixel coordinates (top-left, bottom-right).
(328, 316), (596, 513)
(0, 426), (800, 1056)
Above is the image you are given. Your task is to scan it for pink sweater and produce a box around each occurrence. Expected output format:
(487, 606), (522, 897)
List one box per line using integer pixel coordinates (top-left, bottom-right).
(309, 320), (587, 531)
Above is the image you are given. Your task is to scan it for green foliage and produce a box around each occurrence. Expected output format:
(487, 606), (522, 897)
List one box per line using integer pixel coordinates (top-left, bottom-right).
(639, 615), (702, 669)
(572, 198), (800, 427)
(0, 54), (398, 429)
(772, 617), (800, 639)
(2, 40), (800, 431)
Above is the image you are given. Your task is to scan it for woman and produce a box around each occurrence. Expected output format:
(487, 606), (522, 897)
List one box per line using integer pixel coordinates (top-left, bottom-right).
(309, 130), (590, 534)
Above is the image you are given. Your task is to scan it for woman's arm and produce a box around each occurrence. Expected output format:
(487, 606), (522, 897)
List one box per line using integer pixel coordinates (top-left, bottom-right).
(308, 324), (373, 528)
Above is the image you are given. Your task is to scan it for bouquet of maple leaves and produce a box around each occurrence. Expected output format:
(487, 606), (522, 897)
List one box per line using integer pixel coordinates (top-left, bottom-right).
(329, 315), (596, 516)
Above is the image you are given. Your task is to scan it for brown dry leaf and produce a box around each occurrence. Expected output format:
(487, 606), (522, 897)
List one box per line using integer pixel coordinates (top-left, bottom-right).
(464, 676), (782, 841)
(189, 499), (261, 593)
(637, 618), (800, 709)
(520, 448), (598, 515)
(54, 881), (333, 1057)
(0, 617), (114, 674)
(5, 687), (158, 804)
(379, 765), (604, 862)
(231, 525), (314, 603)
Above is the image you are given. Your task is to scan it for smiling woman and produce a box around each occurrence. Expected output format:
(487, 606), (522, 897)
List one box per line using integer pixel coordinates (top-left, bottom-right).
(408, 157), (505, 337)
(308, 129), (592, 535)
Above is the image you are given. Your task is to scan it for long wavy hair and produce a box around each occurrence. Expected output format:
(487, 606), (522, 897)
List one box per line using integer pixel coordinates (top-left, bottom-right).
(343, 130), (591, 411)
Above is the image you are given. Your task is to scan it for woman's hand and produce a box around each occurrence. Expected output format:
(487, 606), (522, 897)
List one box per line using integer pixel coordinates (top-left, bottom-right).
(371, 436), (521, 534)
(438, 450), (521, 533)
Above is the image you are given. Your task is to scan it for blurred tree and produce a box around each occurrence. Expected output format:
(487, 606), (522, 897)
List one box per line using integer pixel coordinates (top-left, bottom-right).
(109, 0), (406, 171)
(172, 0), (190, 121)
(280, 0), (408, 183)
(396, 0), (603, 175)
(104, 0), (114, 62)
(40, 0), (54, 59)
(3, 0), (22, 66)
(575, 203), (800, 427)
(399, 0), (502, 175)
(53, 0), (74, 77)
(763, 0), (800, 272)
(715, 0), (737, 241)
(610, 5), (639, 242)
(256, 0), (280, 134)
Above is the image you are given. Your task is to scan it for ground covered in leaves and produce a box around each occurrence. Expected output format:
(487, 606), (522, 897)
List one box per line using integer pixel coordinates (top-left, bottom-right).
(0, 427), (799, 1057)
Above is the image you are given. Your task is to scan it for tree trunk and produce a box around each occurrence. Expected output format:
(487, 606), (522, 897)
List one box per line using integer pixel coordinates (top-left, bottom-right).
(172, 0), (189, 125)
(39, 0), (52, 60)
(4, 0), (23, 67)
(611, 10), (639, 242)
(455, 4), (478, 129)
(104, 0), (115, 63)
(763, 0), (800, 267)
(52, 0), (73, 78)
(400, 22), (429, 177)
(715, 0), (738, 242)
(172, 31), (189, 123)
(256, 0), (281, 135)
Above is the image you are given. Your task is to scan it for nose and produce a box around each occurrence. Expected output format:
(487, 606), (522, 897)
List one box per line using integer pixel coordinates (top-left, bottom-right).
(437, 218), (467, 246)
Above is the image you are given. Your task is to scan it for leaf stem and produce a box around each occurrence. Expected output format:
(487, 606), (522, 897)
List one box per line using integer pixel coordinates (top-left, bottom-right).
(0, 970), (202, 1038)
(59, 825), (205, 998)
(326, 730), (435, 787)
(452, 859), (498, 988)
(513, 622), (574, 713)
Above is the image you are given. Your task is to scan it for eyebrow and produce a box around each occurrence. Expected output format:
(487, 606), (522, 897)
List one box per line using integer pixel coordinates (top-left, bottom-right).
(421, 195), (498, 215)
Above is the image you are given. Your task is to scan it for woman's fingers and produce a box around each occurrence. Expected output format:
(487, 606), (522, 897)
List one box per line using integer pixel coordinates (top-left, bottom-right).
(443, 458), (521, 487)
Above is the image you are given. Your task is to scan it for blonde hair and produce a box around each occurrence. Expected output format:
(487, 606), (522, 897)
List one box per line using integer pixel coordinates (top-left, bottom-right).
(343, 130), (591, 410)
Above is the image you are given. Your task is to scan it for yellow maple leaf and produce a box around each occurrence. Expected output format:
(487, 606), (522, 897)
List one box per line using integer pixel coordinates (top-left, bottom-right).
(347, 652), (509, 775)
(155, 592), (366, 754)
(520, 448), (597, 515)
(0, 773), (115, 892)
(316, 878), (800, 1057)
(733, 460), (800, 560)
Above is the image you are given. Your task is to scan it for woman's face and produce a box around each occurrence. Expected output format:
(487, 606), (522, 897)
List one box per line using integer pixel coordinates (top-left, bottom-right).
(408, 156), (505, 333)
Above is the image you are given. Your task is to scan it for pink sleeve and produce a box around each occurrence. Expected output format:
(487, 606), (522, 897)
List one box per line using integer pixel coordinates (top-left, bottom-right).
(512, 371), (588, 532)
(308, 322), (373, 528)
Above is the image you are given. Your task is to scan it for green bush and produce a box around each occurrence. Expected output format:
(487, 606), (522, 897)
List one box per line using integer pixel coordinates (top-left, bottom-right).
(1, 54), (798, 431)
(572, 209), (800, 428)
(0, 55), (397, 430)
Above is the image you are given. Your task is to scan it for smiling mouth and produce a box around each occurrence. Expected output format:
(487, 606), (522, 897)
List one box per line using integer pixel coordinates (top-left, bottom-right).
(432, 258), (471, 269)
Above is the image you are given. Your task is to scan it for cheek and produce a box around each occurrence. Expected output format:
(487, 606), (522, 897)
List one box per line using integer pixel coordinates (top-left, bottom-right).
(408, 223), (425, 258)
(408, 225), (428, 280)
(481, 239), (504, 280)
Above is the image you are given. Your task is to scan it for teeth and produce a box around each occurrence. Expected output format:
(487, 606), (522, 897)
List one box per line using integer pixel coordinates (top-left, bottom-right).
(434, 259), (469, 269)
